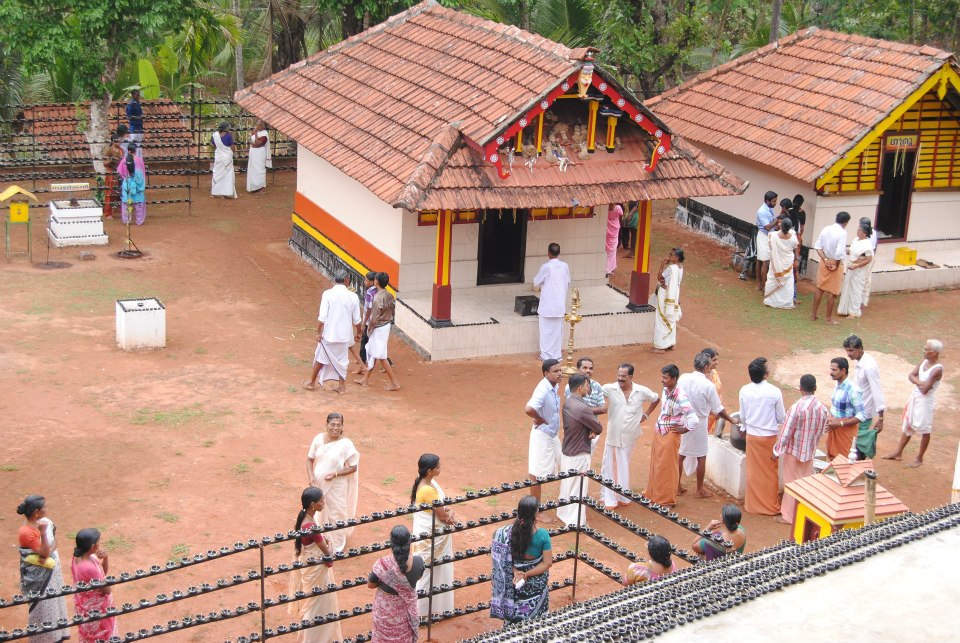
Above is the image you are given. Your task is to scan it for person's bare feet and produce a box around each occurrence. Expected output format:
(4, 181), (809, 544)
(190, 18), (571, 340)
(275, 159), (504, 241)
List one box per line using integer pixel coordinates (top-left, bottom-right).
(334, 387), (346, 395)
(302, 380), (316, 391)
(881, 453), (902, 461)
(825, 319), (839, 325)
(773, 516), (790, 524)
(353, 378), (368, 387)
(384, 383), (401, 391)
(695, 489), (714, 499)
(677, 486), (688, 495)
(811, 315), (818, 321)
(905, 460), (923, 468)
(651, 348), (666, 354)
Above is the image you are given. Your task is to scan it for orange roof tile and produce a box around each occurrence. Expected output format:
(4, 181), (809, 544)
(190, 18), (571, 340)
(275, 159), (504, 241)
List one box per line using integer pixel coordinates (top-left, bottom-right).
(646, 28), (957, 182)
(235, 0), (745, 209)
(785, 457), (909, 523)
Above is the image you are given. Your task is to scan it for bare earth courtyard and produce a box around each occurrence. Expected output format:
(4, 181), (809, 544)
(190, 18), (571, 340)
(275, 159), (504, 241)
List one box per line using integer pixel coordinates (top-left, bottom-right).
(1, 173), (957, 641)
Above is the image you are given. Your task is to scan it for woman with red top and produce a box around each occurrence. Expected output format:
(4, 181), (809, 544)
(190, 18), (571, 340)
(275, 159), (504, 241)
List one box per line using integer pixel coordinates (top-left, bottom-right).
(288, 487), (342, 643)
(71, 529), (117, 642)
(16, 494), (70, 643)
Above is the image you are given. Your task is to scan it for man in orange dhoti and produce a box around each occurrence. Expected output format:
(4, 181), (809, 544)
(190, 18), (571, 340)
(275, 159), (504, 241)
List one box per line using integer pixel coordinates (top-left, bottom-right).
(825, 357), (867, 460)
(739, 358), (785, 515)
(645, 364), (699, 507)
(811, 211), (850, 325)
(773, 375), (829, 524)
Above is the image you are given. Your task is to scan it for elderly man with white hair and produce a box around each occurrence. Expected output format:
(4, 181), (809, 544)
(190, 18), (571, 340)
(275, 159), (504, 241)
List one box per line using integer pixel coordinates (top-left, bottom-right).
(884, 339), (944, 467)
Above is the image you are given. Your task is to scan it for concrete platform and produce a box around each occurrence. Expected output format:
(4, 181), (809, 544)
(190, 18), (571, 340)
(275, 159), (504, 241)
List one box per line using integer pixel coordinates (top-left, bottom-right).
(809, 238), (960, 293)
(396, 284), (653, 361)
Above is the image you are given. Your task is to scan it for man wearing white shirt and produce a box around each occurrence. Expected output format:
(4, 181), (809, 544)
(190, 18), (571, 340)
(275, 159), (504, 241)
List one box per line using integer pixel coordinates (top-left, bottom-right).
(600, 363), (659, 509)
(533, 243), (570, 360)
(739, 357), (786, 515)
(305, 272), (362, 394)
(811, 211), (851, 325)
(843, 335), (886, 459)
(524, 359), (563, 510)
(677, 353), (739, 499)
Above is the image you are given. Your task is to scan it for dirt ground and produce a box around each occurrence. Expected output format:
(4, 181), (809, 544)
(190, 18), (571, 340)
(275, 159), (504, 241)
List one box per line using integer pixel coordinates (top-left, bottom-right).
(1, 175), (957, 641)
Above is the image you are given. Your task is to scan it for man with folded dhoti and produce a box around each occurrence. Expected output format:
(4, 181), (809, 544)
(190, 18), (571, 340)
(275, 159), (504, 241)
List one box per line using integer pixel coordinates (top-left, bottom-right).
(773, 374), (829, 524)
(600, 363), (659, 510)
(305, 272), (361, 394)
(739, 357), (785, 516)
(825, 356), (866, 460)
(557, 373), (604, 527)
(843, 335), (886, 459)
(645, 364), (698, 508)
(533, 243), (570, 361)
(677, 353), (739, 499)
(355, 272), (401, 391)
(811, 211), (851, 324)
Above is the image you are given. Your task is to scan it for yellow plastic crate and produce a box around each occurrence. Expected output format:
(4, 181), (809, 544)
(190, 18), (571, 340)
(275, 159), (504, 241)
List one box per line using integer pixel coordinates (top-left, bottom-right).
(894, 246), (917, 266)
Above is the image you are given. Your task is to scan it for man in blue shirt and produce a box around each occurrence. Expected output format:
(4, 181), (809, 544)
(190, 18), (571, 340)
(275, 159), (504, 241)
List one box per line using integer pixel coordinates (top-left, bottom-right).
(525, 359), (563, 510)
(826, 357), (867, 460)
(755, 190), (778, 292)
(126, 89), (144, 147)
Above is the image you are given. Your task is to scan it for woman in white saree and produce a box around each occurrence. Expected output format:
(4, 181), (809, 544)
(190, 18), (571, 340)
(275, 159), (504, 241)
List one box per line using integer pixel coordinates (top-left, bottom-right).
(837, 221), (875, 318)
(211, 122), (237, 198)
(763, 217), (799, 309)
(246, 119), (269, 193)
(652, 248), (684, 352)
(306, 412), (359, 553)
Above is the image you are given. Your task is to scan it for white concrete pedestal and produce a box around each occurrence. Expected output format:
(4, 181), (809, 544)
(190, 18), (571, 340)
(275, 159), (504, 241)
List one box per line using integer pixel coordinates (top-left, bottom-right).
(706, 436), (747, 499)
(116, 298), (166, 350)
(48, 199), (108, 247)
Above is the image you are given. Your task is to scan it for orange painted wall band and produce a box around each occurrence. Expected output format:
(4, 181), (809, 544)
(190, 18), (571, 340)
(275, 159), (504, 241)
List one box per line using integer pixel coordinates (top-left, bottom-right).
(294, 192), (400, 287)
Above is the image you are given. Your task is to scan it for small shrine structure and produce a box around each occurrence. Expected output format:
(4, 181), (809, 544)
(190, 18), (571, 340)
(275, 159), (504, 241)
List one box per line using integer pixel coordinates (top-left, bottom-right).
(647, 28), (960, 292)
(784, 456), (909, 544)
(236, 0), (744, 360)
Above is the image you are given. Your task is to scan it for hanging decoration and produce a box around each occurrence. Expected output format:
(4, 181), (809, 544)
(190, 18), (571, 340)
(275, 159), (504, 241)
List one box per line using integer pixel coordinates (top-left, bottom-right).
(577, 59), (594, 99)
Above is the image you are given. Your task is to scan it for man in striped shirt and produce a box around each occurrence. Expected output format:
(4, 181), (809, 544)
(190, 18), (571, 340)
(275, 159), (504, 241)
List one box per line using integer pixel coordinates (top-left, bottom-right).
(645, 364), (699, 507)
(773, 374), (829, 524)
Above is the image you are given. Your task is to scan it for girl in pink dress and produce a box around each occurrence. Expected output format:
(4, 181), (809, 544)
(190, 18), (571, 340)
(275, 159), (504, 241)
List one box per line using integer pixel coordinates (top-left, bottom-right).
(71, 528), (117, 642)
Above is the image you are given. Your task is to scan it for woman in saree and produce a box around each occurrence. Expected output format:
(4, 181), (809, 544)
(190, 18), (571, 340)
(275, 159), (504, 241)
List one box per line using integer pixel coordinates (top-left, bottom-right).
(622, 535), (677, 586)
(691, 504), (746, 561)
(490, 495), (553, 623)
(368, 526), (424, 642)
(605, 203), (622, 276)
(288, 487), (342, 643)
(837, 221), (875, 318)
(652, 248), (684, 353)
(306, 412), (359, 553)
(410, 453), (456, 617)
(16, 495), (70, 643)
(246, 119), (270, 193)
(71, 529), (116, 642)
(211, 122), (237, 199)
(763, 217), (799, 309)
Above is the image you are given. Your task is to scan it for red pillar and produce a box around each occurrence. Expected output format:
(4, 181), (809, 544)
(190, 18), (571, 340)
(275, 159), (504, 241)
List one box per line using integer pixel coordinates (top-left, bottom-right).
(431, 209), (453, 323)
(628, 200), (653, 310)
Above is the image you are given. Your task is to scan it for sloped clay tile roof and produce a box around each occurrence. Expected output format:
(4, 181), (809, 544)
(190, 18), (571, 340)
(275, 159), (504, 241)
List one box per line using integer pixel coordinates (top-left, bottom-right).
(646, 28), (955, 182)
(236, 0), (745, 208)
(785, 456), (910, 523)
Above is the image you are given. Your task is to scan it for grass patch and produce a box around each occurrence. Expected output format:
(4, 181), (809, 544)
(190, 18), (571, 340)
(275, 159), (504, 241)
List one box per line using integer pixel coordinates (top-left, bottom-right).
(0, 464), (19, 472)
(461, 486), (477, 494)
(484, 497), (499, 507)
(168, 543), (190, 562)
(283, 354), (311, 368)
(287, 386), (298, 393)
(149, 478), (171, 488)
(252, 457), (265, 464)
(202, 439), (215, 448)
(102, 533), (134, 553)
(233, 462), (251, 475)
(154, 512), (180, 524)
(382, 476), (397, 486)
(129, 403), (231, 428)
(194, 347), (208, 354)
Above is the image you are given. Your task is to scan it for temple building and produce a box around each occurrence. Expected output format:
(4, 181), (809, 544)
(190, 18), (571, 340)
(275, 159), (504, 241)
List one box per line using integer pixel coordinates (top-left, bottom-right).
(235, 0), (743, 360)
(647, 29), (960, 292)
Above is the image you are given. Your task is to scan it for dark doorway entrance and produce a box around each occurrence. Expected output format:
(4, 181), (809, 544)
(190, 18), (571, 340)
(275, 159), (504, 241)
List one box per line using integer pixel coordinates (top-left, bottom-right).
(477, 208), (527, 285)
(875, 148), (916, 240)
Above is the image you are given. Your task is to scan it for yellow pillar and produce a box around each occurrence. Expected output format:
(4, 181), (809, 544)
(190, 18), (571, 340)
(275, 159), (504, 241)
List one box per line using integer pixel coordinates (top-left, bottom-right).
(586, 100), (599, 153)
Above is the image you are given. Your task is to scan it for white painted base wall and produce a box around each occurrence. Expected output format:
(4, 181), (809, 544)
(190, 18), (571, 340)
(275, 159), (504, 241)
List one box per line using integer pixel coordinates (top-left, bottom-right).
(705, 437), (747, 500)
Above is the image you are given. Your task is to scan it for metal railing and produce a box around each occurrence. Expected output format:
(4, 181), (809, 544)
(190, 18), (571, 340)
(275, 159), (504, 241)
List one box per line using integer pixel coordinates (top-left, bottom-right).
(0, 471), (723, 643)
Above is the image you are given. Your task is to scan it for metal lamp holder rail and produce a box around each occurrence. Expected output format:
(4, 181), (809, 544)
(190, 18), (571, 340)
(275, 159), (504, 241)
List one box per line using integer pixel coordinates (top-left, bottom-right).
(0, 471), (724, 643)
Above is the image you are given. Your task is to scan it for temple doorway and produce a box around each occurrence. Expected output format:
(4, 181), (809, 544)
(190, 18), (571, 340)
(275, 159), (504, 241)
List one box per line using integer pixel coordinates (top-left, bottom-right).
(875, 145), (916, 240)
(477, 208), (527, 285)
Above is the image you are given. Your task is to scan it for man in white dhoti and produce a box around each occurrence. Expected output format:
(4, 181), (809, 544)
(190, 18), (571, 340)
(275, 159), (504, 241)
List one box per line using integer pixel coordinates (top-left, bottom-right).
(211, 122), (237, 198)
(600, 363), (659, 509)
(355, 272), (401, 391)
(533, 243), (570, 361)
(524, 359), (563, 511)
(246, 119), (269, 193)
(304, 272), (361, 394)
(652, 247), (684, 352)
(677, 352), (738, 498)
